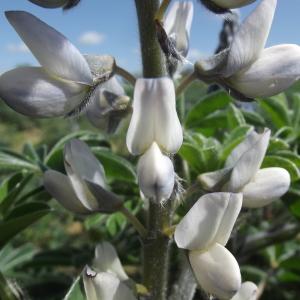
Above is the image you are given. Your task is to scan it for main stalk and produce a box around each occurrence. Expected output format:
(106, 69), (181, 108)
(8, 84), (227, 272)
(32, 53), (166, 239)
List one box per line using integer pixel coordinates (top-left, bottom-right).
(134, 1), (171, 299)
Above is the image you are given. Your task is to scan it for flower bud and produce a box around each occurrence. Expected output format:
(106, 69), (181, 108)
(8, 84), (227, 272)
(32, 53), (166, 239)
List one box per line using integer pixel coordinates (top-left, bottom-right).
(28, 0), (80, 9)
(175, 193), (242, 250)
(83, 267), (136, 300)
(137, 143), (175, 202)
(231, 282), (258, 300)
(189, 243), (241, 299)
(126, 77), (182, 155)
(93, 242), (128, 281)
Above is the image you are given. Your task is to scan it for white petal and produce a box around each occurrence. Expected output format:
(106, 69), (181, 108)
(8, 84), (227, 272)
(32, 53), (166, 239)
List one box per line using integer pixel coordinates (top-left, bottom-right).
(174, 193), (242, 250)
(6, 11), (93, 85)
(43, 170), (90, 214)
(0, 67), (88, 117)
(242, 167), (290, 208)
(231, 282), (258, 300)
(198, 168), (232, 191)
(228, 44), (300, 98)
(223, 0), (277, 77)
(93, 242), (128, 281)
(164, 1), (194, 56)
(211, 0), (256, 9)
(84, 272), (136, 300)
(226, 129), (270, 192)
(189, 244), (241, 300)
(213, 193), (243, 246)
(137, 142), (175, 201)
(126, 77), (183, 155)
(83, 267), (98, 300)
(64, 139), (106, 211)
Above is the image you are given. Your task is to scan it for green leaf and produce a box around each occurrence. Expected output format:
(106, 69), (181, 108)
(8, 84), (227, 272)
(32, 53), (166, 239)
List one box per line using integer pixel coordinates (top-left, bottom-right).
(241, 109), (266, 126)
(259, 97), (290, 129)
(226, 104), (246, 129)
(185, 91), (231, 128)
(267, 138), (290, 153)
(64, 276), (84, 300)
(0, 271), (19, 300)
(0, 202), (51, 248)
(282, 186), (300, 220)
(0, 151), (39, 174)
(106, 212), (126, 236)
(178, 143), (205, 172)
(0, 173), (23, 204)
(262, 156), (300, 182)
(92, 147), (136, 183)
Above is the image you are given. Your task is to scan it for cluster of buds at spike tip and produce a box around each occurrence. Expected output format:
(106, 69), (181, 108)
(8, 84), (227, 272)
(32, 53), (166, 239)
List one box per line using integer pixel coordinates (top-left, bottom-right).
(175, 192), (258, 299)
(44, 139), (123, 214)
(28, 0), (81, 10)
(199, 0), (256, 14)
(199, 128), (291, 208)
(83, 242), (137, 300)
(156, 1), (194, 76)
(195, 0), (300, 101)
(126, 77), (183, 203)
(0, 11), (117, 118)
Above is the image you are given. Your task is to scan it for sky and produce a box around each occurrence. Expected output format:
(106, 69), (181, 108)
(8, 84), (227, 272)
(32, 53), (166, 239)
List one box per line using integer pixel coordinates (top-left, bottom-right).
(0, 0), (299, 73)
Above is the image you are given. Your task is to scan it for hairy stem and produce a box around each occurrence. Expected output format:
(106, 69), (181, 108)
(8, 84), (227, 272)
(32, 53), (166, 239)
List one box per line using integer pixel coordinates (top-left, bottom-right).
(115, 65), (137, 86)
(176, 72), (197, 96)
(135, 0), (166, 78)
(142, 201), (172, 300)
(120, 206), (147, 238)
(134, 1), (171, 298)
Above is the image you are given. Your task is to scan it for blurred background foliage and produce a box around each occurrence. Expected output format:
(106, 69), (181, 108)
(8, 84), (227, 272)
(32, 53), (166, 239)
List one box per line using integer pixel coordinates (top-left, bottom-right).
(0, 79), (300, 300)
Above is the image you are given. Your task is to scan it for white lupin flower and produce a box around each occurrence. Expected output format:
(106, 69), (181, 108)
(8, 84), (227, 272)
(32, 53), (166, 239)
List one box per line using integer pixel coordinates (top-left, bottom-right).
(86, 77), (130, 131)
(196, 0), (300, 99)
(44, 139), (122, 214)
(175, 193), (243, 299)
(164, 1), (194, 57)
(189, 244), (242, 300)
(199, 129), (291, 208)
(83, 267), (136, 300)
(0, 11), (113, 117)
(137, 142), (175, 201)
(231, 282), (258, 300)
(93, 242), (128, 281)
(126, 77), (183, 155)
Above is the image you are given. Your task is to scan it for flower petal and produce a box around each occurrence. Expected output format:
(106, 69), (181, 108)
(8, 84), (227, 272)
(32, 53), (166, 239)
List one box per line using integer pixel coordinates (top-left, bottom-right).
(0, 67), (88, 117)
(174, 193), (242, 250)
(64, 139), (106, 211)
(164, 1), (194, 57)
(83, 270), (137, 300)
(226, 129), (270, 192)
(137, 142), (175, 201)
(28, 0), (67, 8)
(223, 0), (277, 77)
(210, 0), (256, 9)
(228, 44), (300, 98)
(126, 77), (183, 155)
(43, 170), (90, 214)
(242, 167), (290, 208)
(189, 243), (241, 300)
(231, 282), (258, 300)
(6, 11), (93, 85)
(198, 168), (232, 191)
(93, 242), (128, 281)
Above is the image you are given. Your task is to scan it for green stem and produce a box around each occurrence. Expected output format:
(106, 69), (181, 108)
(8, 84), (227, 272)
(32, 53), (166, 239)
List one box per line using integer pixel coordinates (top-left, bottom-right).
(115, 65), (136, 86)
(135, 0), (166, 78)
(176, 72), (197, 97)
(142, 201), (172, 300)
(120, 206), (147, 238)
(134, 1), (171, 299)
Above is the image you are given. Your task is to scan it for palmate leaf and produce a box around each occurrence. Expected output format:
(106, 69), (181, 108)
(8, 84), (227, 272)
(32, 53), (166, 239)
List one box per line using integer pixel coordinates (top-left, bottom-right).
(185, 91), (232, 128)
(0, 202), (51, 248)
